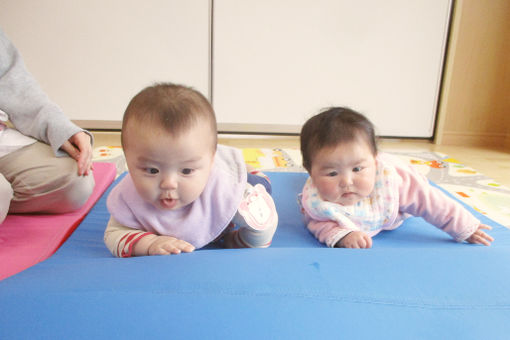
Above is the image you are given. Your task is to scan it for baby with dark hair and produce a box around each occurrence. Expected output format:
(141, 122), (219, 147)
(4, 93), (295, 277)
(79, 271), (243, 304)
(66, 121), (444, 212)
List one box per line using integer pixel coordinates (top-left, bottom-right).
(299, 107), (493, 248)
(104, 83), (278, 257)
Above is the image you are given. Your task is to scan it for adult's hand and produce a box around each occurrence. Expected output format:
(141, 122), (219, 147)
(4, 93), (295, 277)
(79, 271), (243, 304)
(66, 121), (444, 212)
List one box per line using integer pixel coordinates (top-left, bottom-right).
(60, 131), (93, 176)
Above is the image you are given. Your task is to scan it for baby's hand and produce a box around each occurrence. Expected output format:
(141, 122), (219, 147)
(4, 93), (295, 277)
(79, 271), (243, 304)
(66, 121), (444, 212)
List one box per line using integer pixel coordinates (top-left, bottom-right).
(147, 235), (195, 255)
(466, 224), (494, 246)
(336, 231), (372, 249)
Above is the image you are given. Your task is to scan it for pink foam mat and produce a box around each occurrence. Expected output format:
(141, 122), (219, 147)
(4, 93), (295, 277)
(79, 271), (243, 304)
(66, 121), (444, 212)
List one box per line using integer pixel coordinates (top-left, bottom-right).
(0, 162), (116, 280)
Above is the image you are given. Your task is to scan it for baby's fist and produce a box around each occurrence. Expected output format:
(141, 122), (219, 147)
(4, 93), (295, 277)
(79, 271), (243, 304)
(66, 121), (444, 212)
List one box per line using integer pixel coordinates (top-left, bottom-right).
(336, 231), (372, 249)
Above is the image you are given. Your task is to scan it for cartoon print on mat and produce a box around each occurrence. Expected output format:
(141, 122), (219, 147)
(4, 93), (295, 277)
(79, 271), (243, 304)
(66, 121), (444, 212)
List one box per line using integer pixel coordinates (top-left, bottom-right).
(389, 151), (510, 228)
(242, 148), (303, 172)
(92, 146), (126, 176)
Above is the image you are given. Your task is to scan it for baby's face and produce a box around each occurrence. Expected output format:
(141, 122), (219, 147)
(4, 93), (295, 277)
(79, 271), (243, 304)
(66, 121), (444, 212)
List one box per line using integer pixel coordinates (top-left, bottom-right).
(309, 137), (377, 206)
(123, 121), (215, 210)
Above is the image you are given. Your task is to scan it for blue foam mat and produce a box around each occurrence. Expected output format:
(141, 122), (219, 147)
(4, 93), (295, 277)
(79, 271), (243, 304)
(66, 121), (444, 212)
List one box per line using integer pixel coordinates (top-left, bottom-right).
(1, 172), (510, 339)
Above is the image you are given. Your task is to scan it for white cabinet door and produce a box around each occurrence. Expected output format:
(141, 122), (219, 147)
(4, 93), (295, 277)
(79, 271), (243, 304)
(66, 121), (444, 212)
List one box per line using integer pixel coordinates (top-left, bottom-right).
(213, 0), (451, 137)
(0, 0), (210, 125)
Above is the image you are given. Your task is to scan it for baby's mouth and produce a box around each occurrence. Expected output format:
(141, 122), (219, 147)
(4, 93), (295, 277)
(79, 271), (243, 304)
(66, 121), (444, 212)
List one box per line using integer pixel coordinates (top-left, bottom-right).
(160, 197), (178, 209)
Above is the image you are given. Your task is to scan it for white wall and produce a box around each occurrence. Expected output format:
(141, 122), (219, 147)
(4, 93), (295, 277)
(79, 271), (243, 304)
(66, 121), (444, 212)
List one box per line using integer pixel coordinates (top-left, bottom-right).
(0, 0), (210, 125)
(0, 0), (451, 137)
(213, 0), (451, 137)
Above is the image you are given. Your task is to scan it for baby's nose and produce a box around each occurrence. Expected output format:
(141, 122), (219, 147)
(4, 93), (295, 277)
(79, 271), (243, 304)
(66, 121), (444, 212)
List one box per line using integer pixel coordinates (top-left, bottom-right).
(160, 174), (178, 189)
(338, 174), (352, 188)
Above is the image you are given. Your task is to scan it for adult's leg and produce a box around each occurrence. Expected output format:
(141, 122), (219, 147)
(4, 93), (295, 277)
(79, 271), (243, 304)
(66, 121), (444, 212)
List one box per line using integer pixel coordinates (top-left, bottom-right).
(0, 173), (13, 223)
(0, 142), (95, 214)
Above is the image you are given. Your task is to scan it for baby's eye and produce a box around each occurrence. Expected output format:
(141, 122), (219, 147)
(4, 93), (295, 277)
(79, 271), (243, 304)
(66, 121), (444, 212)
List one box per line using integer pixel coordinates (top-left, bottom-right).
(146, 168), (159, 175)
(181, 168), (194, 175)
(327, 171), (338, 177)
(353, 166), (362, 173)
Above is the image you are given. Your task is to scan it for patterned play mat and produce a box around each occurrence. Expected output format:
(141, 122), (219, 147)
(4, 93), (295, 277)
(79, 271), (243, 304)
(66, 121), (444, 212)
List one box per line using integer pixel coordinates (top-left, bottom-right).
(93, 146), (510, 228)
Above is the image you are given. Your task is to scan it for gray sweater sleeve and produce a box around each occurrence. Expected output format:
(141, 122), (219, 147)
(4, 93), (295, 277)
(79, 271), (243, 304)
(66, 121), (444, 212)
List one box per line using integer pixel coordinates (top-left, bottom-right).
(0, 28), (92, 156)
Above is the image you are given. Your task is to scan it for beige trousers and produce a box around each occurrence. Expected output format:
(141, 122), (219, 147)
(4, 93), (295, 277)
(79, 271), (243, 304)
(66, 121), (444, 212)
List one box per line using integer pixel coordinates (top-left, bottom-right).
(0, 141), (95, 223)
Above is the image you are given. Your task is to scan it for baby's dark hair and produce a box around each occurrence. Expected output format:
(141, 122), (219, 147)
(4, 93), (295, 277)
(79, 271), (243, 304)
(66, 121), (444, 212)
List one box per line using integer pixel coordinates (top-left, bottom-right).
(121, 83), (217, 148)
(300, 107), (377, 172)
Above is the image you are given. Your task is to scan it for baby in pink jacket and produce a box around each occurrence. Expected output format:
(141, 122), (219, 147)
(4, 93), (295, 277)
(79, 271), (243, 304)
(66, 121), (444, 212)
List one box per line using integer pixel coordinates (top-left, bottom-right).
(299, 107), (493, 248)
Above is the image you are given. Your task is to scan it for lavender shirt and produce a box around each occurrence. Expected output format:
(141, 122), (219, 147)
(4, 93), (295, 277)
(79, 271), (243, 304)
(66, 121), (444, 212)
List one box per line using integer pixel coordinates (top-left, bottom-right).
(107, 145), (247, 249)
